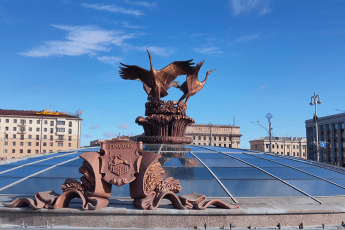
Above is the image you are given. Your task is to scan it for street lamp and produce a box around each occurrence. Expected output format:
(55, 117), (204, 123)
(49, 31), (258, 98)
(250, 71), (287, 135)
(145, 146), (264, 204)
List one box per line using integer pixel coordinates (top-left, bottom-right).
(265, 113), (273, 153)
(252, 113), (273, 153)
(310, 92), (321, 162)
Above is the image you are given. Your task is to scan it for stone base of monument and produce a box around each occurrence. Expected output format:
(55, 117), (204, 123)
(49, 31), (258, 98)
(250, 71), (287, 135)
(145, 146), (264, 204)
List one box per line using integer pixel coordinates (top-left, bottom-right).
(135, 99), (195, 144)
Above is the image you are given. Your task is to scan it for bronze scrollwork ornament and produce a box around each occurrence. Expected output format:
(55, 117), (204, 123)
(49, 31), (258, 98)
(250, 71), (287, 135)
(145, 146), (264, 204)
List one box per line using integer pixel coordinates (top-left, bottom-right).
(4, 140), (238, 210)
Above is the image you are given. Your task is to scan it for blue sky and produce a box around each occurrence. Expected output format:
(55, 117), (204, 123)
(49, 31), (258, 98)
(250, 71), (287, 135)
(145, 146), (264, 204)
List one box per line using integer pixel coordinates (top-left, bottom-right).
(1, 0), (344, 148)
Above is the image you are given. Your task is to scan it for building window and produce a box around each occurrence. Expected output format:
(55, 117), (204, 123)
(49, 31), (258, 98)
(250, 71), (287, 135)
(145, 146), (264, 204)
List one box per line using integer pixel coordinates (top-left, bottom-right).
(58, 135), (64, 140)
(68, 136), (72, 141)
(37, 120), (40, 124)
(13, 134), (16, 139)
(69, 121), (72, 127)
(272, 145), (274, 148)
(68, 129), (72, 134)
(12, 141), (16, 146)
(293, 145), (295, 149)
(20, 135), (24, 140)
(36, 128), (40, 132)
(20, 127), (25, 132)
(5, 127), (9, 131)
(219, 136), (221, 141)
(12, 149), (15, 153)
(29, 120), (32, 124)
(214, 136), (216, 141)
(20, 149), (23, 154)
(198, 136), (201, 140)
(44, 128), (47, 132)
(13, 119), (17, 123)
(203, 136), (206, 140)
(28, 142), (31, 146)
(57, 128), (65, 132)
(20, 119), (26, 124)
(28, 135), (32, 139)
(50, 128), (54, 134)
(57, 121), (65, 125)
(193, 136), (195, 140)
(50, 121), (54, 126)
(68, 143), (71, 147)
(44, 120), (48, 125)
(36, 135), (39, 140)
(4, 141), (7, 146)
(297, 145), (299, 149)
(5, 119), (9, 123)
(43, 135), (47, 139)
(50, 142), (53, 146)
(281, 145), (283, 148)
(20, 142), (24, 146)
(35, 150), (39, 154)
(266, 144), (269, 148)
(43, 150), (46, 153)
(50, 135), (53, 141)
(36, 142), (39, 146)
(27, 149), (31, 154)
(43, 142), (47, 146)
(29, 127), (32, 131)
(13, 127), (16, 131)
(58, 143), (63, 147)
(224, 144), (226, 147)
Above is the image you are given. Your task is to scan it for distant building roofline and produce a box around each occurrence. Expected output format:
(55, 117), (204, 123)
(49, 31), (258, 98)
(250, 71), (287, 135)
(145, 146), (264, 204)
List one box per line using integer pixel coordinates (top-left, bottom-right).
(0, 109), (82, 119)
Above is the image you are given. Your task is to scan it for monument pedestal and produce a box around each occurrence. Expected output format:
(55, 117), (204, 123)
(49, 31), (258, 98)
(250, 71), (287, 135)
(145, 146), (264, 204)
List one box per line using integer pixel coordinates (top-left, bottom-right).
(135, 98), (194, 144)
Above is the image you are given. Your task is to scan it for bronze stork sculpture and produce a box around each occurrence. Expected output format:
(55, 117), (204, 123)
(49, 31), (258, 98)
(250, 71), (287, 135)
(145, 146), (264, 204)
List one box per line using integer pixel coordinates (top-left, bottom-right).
(119, 49), (195, 100)
(117, 51), (215, 144)
(178, 60), (215, 104)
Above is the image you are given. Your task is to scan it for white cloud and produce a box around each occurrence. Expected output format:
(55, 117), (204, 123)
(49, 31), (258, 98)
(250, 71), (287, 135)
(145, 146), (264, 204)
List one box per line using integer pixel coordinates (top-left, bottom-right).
(118, 123), (129, 129)
(90, 124), (100, 129)
(230, 0), (273, 17)
(194, 46), (223, 54)
(228, 34), (259, 44)
(259, 84), (266, 89)
(122, 0), (157, 8)
(97, 56), (122, 64)
(81, 3), (144, 16)
(82, 134), (92, 138)
(19, 25), (136, 57)
(103, 132), (117, 137)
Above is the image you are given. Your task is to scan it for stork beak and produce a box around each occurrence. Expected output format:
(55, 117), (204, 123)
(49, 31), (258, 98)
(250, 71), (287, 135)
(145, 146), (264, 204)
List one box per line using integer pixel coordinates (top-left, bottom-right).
(207, 69), (216, 74)
(146, 49), (151, 58)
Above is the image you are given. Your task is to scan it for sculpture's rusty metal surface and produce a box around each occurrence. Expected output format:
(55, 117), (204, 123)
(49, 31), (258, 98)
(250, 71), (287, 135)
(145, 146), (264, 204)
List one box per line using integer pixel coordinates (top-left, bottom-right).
(4, 140), (239, 211)
(119, 51), (215, 144)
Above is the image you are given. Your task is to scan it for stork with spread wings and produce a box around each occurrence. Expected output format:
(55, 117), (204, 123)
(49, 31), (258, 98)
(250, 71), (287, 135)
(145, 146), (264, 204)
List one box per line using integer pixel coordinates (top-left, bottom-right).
(119, 50), (195, 100)
(178, 60), (215, 104)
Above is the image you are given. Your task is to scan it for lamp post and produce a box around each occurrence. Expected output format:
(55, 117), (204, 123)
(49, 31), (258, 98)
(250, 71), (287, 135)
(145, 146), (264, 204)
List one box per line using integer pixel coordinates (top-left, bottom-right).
(252, 113), (273, 153)
(310, 92), (321, 162)
(265, 113), (273, 153)
(208, 122), (213, 146)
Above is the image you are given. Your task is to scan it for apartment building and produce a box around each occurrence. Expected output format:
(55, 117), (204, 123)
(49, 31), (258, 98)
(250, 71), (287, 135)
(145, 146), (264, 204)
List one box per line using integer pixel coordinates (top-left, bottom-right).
(185, 123), (242, 148)
(305, 112), (345, 166)
(0, 109), (82, 159)
(249, 137), (307, 158)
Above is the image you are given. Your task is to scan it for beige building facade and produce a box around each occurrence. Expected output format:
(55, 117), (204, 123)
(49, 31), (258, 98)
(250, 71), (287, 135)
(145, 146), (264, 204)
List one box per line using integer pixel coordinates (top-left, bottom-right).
(250, 137), (307, 158)
(185, 124), (241, 148)
(0, 109), (82, 159)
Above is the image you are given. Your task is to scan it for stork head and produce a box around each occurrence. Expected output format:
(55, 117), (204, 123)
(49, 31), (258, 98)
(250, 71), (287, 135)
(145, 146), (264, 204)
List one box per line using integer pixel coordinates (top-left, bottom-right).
(146, 49), (153, 70)
(206, 69), (216, 76)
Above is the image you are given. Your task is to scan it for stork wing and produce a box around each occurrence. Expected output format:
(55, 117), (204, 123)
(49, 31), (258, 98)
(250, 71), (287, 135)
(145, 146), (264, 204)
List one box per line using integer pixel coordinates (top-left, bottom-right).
(186, 60), (204, 91)
(119, 63), (153, 87)
(158, 60), (195, 86)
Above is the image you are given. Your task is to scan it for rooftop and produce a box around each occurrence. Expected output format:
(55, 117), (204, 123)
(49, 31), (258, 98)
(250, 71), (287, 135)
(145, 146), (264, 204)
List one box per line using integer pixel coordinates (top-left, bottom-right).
(0, 109), (81, 119)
